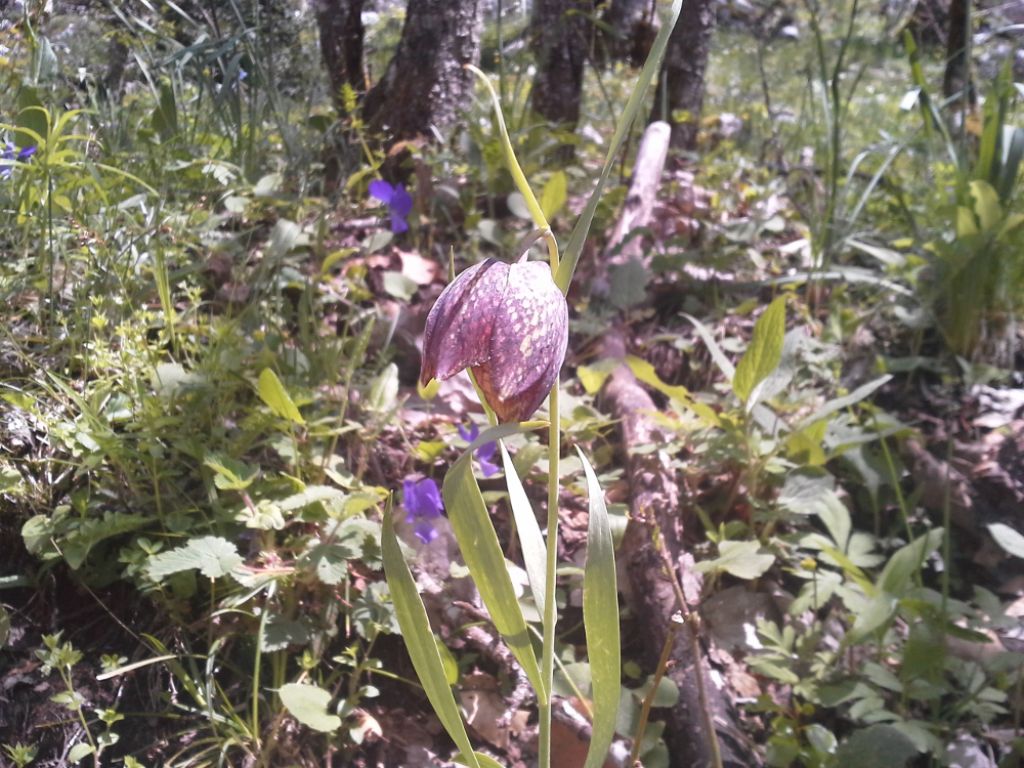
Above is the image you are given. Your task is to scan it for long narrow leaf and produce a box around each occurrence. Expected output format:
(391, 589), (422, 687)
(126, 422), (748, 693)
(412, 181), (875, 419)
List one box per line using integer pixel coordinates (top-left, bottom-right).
(554, 0), (682, 294)
(444, 452), (547, 700)
(500, 441), (548, 625)
(578, 448), (620, 768)
(381, 503), (482, 768)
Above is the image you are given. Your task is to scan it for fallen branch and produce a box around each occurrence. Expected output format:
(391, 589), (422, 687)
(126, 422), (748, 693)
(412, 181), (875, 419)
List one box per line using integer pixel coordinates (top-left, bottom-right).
(597, 120), (759, 767)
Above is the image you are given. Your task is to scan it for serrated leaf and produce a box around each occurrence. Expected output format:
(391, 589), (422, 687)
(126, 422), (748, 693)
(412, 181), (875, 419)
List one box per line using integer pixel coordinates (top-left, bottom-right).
(540, 170), (567, 220)
(147, 536), (243, 580)
(381, 502), (482, 768)
(501, 442), (547, 622)
(279, 682), (341, 732)
(257, 368), (305, 425)
(578, 448), (620, 768)
(733, 296), (786, 407)
(988, 523), (1024, 559)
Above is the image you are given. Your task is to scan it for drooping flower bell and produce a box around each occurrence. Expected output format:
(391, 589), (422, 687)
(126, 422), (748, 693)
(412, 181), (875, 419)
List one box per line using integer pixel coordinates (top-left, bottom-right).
(420, 258), (568, 423)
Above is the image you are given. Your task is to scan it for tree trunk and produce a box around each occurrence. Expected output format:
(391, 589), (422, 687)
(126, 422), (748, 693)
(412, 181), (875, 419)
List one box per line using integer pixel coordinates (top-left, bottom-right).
(530, 0), (592, 160)
(653, 0), (715, 151)
(942, 0), (972, 104)
(363, 0), (482, 142)
(600, 0), (658, 67)
(315, 0), (366, 114)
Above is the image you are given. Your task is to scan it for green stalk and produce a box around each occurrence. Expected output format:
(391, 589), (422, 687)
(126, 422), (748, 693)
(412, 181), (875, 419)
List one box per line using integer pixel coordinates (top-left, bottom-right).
(467, 63), (562, 767)
(538, 384), (559, 768)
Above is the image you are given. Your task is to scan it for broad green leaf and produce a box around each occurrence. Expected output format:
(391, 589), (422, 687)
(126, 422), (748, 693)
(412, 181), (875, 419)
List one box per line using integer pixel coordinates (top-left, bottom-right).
(444, 450), (546, 700)
(877, 528), (943, 596)
(834, 724), (919, 767)
(693, 540), (775, 580)
(578, 448), (621, 768)
(733, 296), (786, 406)
(368, 363), (399, 413)
(540, 171), (568, 220)
(848, 592), (898, 642)
(500, 442), (547, 623)
(269, 218), (302, 257)
(381, 504), (482, 768)
(969, 180), (1002, 232)
(278, 682), (341, 732)
(988, 523), (1024, 559)
(577, 360), (616, 395)
(257, 368), (305, 425)
(68, 743), (94, 764)
(147, 536), (243, 580)
(555, 0), (682, 292)
(956, 206), (978, 237)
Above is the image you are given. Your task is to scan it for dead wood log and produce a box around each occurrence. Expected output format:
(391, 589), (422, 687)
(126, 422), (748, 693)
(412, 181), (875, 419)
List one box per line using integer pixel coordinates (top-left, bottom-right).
(597, 124), (759, 766)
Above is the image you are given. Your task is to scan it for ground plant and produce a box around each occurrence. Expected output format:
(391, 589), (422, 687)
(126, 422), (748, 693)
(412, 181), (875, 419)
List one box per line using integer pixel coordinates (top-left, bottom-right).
(1, 1), (1024, 767)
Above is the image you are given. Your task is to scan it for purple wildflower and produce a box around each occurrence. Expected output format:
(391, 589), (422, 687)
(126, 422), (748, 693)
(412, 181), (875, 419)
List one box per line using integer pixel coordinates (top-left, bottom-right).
(1, 143), (35, 180)
(403, 476), (444, 544)
(458, 423), (500, 478)
(369, 180), (413, 234)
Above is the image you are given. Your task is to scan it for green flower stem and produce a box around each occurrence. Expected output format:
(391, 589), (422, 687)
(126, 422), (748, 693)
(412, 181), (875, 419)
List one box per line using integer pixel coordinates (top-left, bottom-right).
(468, 60), (564, 768)
(538, 384), (560, 768)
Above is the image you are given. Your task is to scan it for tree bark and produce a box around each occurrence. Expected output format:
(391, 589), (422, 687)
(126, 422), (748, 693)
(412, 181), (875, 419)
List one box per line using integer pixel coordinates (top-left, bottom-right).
(653, 0), (716, 151)
(363, 0), (482, 142)
(942, 0), (972, 104)
(315, 0), (366, 114)
(600, 0), (658, 67)
(530, 0), (592, 160)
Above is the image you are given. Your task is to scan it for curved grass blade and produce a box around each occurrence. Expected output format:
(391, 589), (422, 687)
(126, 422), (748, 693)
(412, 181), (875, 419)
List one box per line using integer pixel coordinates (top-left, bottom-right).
(500, 440), (548, 626)
(554, 0), (682, 294)
(444, 428), (547, 700)
(381, 500), (482, 768)
(577, 448), (621, 768)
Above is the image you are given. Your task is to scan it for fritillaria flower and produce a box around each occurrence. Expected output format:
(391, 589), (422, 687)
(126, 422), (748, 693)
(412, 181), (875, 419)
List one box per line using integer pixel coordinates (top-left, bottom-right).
(419, 258), (568, 423)
(402, 477), (444, 544)
(369, 180), (413, 234)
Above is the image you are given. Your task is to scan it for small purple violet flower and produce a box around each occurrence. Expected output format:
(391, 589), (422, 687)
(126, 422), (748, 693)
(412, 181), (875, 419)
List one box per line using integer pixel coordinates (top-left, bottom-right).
(369, 180), (413, 234)
(1, 143), (35, 181)
(403, 476), (444, 544)
(458, 423), (500, 478)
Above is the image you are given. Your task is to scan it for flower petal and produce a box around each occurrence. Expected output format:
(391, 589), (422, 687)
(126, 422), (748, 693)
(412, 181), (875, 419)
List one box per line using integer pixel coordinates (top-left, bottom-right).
(473, 261), (568, 422)
(390, 184), (413, 218)
(419, 259), (510, 385)
(368, 179), (395, 205)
